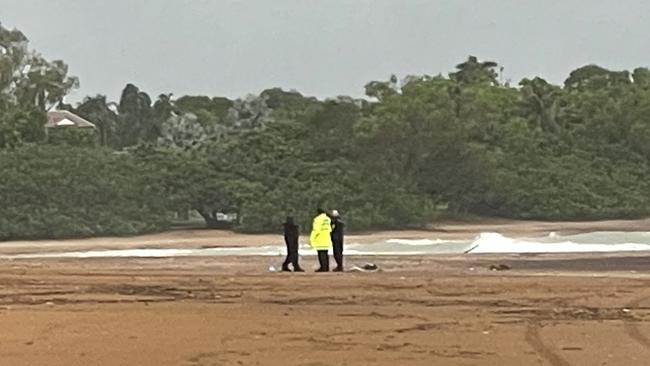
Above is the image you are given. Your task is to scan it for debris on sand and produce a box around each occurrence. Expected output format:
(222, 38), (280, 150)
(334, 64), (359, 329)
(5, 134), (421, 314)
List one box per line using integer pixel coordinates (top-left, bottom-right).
(351, 263), (380, 272)
(489, 264), (511, 271)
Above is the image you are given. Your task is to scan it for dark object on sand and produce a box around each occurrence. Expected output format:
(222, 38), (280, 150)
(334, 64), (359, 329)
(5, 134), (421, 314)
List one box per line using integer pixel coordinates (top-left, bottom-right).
(489, 264), (511, 271)
(351, 263), (380, 272)
(463, 244), (479, 254)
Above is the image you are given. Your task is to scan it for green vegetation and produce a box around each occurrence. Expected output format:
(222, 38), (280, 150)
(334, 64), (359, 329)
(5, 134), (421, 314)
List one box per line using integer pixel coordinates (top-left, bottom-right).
(2, 23), (650, 240)
(0, 146), (172, 239)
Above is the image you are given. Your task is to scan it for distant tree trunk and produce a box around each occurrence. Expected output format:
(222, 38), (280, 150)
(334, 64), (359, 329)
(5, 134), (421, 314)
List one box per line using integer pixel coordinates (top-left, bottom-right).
(197, 209), (219, 228)
(196, 209), (232, 229)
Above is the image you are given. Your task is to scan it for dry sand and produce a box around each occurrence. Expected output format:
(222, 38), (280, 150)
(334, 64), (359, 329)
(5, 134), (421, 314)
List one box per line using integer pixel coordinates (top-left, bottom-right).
(2, 218), (650, 365)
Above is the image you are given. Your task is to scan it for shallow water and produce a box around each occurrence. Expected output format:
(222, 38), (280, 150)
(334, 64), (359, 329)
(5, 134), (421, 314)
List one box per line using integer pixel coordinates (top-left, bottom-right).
(5, 231), (650, 259)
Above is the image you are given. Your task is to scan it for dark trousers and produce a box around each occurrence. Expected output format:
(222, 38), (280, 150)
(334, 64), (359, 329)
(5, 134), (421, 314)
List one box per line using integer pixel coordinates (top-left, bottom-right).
(333, 241), (343, 270)
(282, 242), (301, 270)
(317, 250), (329, 271)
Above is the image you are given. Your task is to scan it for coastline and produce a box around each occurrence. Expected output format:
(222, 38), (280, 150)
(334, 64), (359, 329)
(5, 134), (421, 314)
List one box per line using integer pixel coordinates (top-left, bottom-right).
(2, 219), (650, 365)
(1, 217), (650, 255)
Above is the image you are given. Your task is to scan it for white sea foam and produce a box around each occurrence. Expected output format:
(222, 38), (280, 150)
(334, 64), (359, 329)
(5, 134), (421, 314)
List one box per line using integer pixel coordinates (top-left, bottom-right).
(385, 238), (457, 246)
(344, 249), (429, 256)
(5, 232), (650, 259)
(467, 232), (650, 254)
(9, 246), (285, 259)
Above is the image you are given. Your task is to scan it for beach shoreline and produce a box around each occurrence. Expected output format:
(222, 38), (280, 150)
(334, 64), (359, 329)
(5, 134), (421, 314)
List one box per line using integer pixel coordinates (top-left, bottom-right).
(1, 217), (650, 255)
(2, 218), (650, 365)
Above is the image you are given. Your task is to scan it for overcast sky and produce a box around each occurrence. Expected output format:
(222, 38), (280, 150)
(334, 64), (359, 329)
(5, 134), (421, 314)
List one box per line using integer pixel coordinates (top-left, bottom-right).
(1, 0), (649, 103)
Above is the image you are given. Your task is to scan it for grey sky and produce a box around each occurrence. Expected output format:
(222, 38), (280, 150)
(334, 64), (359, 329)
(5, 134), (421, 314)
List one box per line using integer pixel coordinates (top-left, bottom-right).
(1, 0), (649, 103)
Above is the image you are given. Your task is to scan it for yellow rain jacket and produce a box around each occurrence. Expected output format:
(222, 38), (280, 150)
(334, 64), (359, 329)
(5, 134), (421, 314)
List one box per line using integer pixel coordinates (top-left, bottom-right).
(309, 213), (332, 250)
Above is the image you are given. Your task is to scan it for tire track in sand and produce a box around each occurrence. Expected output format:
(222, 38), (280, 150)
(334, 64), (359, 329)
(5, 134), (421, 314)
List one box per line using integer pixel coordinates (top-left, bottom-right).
(525, 321), (572, 366)
(624, 296), (650, 349)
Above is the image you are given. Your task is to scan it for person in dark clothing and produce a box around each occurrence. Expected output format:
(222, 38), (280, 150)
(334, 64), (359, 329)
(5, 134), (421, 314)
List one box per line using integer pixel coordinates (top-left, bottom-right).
(316, 250), (329, 272)
(282, 216), (303, 272)
(330, 210), (345, 272)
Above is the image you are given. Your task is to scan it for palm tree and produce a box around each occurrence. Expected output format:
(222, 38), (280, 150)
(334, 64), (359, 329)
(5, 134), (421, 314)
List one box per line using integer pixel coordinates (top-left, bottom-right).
(76, 95), (119, 147)
(451, 56), (499, 86)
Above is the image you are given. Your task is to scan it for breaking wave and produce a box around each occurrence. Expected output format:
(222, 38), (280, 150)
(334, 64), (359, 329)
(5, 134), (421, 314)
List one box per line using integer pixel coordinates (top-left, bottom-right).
(385, 238), (458, 246)
(466, 232), (650, 254)
(4, 231), (650, 259)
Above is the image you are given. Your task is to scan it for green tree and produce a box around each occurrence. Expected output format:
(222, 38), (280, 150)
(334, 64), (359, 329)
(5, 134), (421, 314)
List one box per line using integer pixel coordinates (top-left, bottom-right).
(116, 83), (153, 147)
(0, 23), (77, 148)
(0, 104), (45, 148)
(15, 58), (79, 110)
(0, 145), (174, 240)
(75, 95), (119, 147)
(519, 77), (565, 133)
(450, 56), (500, 86)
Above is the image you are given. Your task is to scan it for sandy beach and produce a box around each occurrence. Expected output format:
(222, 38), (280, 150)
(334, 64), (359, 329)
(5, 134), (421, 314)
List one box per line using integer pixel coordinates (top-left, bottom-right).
(2, 255), (650, 365)
(2, 219), (650, 365)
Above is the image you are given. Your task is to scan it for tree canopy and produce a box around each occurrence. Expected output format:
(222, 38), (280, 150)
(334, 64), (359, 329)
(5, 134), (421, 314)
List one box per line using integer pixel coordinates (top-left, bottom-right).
(2, 22), (650, 240)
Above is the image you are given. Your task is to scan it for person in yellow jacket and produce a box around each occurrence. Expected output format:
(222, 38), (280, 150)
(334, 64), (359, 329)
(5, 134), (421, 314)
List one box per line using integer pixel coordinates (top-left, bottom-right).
(310, 208), (332, 272)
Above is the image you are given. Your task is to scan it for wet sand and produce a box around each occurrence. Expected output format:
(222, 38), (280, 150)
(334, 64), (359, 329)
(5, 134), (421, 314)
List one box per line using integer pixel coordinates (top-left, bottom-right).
(1, 254), (650, 365)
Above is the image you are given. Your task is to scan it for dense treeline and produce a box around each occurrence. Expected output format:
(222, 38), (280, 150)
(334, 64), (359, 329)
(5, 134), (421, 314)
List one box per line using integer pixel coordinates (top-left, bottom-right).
(0, 146), (172, 238)
(2, 24), (650, 240)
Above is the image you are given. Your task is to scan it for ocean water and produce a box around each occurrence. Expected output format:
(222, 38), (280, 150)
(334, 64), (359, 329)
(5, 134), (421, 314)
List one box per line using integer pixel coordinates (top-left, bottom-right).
(5, 231), (650, 259)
